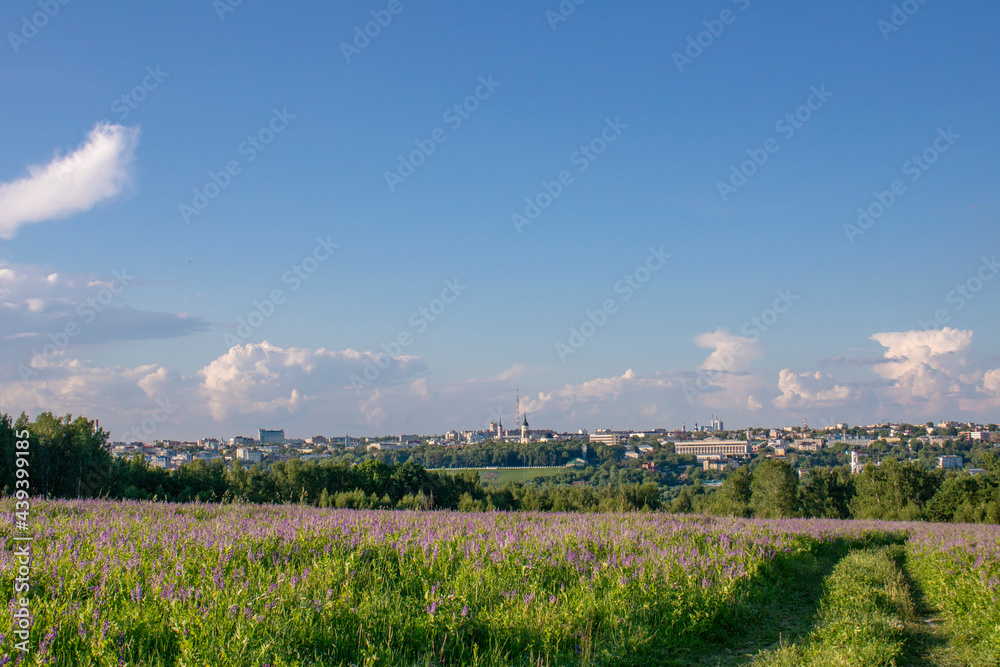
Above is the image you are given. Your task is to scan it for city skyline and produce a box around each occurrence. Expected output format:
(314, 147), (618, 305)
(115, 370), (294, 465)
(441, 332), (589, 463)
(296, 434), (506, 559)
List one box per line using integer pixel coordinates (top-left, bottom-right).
(1, 2), (998, 441)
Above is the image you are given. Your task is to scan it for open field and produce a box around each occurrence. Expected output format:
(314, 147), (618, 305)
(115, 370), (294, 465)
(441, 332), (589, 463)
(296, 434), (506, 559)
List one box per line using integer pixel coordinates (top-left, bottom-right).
(2, 499), (999, 666)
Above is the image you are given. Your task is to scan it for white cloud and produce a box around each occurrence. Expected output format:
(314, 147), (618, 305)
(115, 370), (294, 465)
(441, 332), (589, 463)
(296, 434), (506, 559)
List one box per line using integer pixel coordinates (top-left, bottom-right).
(411, 377), (431, 399)
(695, 328), (762, 372)
(0, 354), (187, 425)
(519, 369), (686, 428)
(0, 123), (140, 239)
(773, 369), (853, 409)
(983, 369), (1000, 396)
(198, 341), (427, 421)
(870, 328), (972, 403)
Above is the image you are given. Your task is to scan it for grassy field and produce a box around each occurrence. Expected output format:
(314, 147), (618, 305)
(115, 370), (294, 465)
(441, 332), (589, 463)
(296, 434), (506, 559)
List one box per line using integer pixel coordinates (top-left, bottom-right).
(1, 499), (998, 666)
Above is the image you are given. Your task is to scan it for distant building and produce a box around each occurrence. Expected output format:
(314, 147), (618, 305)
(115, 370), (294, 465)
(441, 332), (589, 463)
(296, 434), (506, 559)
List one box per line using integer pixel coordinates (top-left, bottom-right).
(259, 429), (285, 444)
(827, 434), (874, 448)
(590, 429), (624, 446)
(675, 440), (751, 460)
(703, 458), (738, 471)
(791, 439), (823, 452)
(231, 435), (255, 446)
(850, 450), (866, 474)
(236, 448), (263, 464)
(937, 455), (963, 469)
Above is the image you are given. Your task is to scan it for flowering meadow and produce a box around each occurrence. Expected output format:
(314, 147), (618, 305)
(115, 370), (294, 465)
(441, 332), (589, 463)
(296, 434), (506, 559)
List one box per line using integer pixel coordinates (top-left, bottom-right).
(906, 522), (1000, 664)
(1, 499), (997, 666)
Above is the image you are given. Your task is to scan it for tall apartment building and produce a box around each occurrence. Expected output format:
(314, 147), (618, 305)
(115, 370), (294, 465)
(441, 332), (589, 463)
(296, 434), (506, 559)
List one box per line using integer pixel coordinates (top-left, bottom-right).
(258, 429), (285, 444)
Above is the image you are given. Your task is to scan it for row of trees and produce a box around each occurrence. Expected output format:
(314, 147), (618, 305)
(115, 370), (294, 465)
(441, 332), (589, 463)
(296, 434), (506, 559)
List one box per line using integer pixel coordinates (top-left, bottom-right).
(3, 412), (999, 521)
(0, 413), (664, 512)
(673, 457), (1000, 523)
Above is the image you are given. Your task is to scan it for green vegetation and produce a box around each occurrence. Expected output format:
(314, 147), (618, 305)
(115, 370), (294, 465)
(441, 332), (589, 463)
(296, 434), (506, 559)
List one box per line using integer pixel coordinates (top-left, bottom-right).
(437, 466), (568, 486)
(906, 524), (1000, 665)
(754, 546), (913, 666)
(5, 412), (1000, 525)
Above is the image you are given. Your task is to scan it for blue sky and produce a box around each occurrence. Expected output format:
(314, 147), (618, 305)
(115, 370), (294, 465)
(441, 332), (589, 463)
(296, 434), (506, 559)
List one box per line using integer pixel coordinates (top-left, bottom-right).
(1, 0), (998, 440)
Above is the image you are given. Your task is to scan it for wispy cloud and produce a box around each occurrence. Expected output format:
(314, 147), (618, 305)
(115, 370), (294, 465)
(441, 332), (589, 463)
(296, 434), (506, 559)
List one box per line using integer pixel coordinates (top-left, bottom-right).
(0, 123), (140, 239)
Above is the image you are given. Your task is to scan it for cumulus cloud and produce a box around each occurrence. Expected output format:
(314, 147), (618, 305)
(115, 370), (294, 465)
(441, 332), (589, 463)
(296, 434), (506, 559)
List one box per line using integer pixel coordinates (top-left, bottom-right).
(870, 328), (972, 403)
(695, 328), (762, 372)
(520, 369), (687, 428)
(0, 354), (188, 429)
(198, 341), (427, 420)
(984, 369), (1000, 395)
(773, 369), (854, 409)
(2, 341), (432, 439)
(0, 123), (140, 239)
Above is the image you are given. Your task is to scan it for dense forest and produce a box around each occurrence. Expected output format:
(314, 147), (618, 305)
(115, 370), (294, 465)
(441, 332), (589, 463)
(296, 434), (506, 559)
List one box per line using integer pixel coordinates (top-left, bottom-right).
(3, 412), (1000, 522)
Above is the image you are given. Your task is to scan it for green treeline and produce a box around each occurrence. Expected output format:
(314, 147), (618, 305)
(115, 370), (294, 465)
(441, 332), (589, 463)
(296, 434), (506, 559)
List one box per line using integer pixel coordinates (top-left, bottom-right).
(675, 456), (1000, 523)
(3, 412), (1000, 521)
(0, 413), (662, 512)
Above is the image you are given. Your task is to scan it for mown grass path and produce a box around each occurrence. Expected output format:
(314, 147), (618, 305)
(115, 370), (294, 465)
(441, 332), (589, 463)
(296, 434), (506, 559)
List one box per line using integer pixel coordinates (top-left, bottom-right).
(733, 539), (996, 667)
